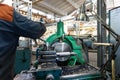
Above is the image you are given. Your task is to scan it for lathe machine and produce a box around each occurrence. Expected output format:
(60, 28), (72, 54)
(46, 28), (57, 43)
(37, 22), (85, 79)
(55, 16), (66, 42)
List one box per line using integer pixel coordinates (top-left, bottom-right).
(14, 21), (102, 80)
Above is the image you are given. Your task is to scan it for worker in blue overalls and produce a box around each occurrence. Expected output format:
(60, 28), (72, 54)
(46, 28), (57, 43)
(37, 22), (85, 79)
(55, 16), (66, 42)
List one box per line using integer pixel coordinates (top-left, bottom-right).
(0, 1), (46, 80)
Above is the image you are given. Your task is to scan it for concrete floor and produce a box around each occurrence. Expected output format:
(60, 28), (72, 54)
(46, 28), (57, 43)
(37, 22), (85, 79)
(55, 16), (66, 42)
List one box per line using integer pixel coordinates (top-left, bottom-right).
(88, 51), (97, 67)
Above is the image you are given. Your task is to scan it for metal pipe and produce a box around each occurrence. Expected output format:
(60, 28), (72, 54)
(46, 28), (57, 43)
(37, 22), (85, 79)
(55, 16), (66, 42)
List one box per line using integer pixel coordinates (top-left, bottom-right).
(97, 0), (106, 67)
(112, 59), (115, 80)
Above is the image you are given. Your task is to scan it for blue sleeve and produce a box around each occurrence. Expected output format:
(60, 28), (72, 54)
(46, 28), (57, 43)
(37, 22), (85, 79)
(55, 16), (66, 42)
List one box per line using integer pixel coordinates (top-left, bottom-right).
(12, 10), (46, 39)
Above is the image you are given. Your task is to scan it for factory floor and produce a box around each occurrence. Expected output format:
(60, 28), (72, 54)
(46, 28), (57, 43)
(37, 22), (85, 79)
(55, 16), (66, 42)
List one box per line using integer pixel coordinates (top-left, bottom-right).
(88, 50), (97, 67)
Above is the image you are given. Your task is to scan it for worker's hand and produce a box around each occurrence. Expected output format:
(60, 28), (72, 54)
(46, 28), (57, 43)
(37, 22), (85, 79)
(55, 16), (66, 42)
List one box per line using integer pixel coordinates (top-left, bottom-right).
(33, 39), (38, 47)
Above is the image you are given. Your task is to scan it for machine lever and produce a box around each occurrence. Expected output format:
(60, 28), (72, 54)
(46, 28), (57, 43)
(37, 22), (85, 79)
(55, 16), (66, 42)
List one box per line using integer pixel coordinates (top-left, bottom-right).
(56, 52), (77, 56)
(33, 39), (38, 46)
(39, 38), (46, 43)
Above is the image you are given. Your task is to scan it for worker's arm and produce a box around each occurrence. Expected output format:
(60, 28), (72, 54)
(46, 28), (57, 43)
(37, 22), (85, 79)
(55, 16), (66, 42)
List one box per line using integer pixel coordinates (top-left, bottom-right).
(12, 10), (46, 39)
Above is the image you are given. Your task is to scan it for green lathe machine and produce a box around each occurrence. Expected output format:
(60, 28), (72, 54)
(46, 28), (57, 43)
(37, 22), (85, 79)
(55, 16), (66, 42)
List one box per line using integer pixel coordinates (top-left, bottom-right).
(15, 21), (102, 80)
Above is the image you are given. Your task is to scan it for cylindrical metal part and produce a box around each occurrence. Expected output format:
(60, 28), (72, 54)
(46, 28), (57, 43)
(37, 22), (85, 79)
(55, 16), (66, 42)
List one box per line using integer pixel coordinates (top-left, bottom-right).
(56, 52), (76, 56)
(39, 59), (56, 63)
(46, 74), (54, 80)
(112, 59), (115, 80)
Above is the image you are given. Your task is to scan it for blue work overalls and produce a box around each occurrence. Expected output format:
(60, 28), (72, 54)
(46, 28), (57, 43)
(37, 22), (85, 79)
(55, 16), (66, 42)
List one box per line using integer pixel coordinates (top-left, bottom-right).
(0, 4), (46, 80)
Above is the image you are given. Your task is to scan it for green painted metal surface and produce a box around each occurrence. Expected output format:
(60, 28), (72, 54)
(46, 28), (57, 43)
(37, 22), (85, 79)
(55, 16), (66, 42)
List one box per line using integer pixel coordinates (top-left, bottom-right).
(14, 48), (31, 74)
(46, 21), (86, 65)
(34, 67), (62, 80)
(57, 20), (65, 37)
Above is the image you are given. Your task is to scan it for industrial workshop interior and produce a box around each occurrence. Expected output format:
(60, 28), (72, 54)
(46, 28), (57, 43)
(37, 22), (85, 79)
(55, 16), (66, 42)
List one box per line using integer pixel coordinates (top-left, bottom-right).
(2, 0), (120, 80)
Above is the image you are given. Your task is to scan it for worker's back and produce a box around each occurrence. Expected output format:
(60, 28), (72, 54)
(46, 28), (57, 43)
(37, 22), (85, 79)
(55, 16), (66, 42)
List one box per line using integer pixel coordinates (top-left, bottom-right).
(0, 4), (46, 80)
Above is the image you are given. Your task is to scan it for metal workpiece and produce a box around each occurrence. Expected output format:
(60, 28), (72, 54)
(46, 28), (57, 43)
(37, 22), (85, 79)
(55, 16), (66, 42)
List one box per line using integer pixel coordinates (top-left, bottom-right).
(36, 50), (77, 63)
(56, 52), (77, 56)
(52, 42), (72, 52)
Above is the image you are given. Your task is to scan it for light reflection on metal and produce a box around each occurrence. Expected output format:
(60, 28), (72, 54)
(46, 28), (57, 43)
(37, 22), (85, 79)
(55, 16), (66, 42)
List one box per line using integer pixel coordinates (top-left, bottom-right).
(76, 3), (89, 21)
